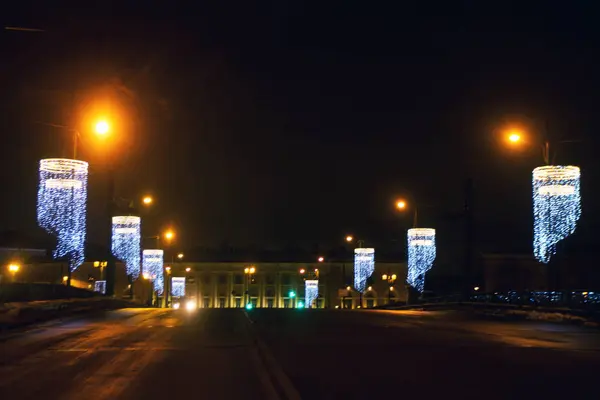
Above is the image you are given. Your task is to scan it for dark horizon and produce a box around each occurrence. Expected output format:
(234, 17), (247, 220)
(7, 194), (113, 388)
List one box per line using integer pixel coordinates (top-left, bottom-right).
(1, 2), (599, 270)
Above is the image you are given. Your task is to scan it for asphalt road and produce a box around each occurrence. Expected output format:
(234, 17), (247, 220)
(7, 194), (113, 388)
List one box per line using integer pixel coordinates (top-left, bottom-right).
(1, 308), (599, 400)
(0, 308), (273, 400)
(248, 309), (600, 400)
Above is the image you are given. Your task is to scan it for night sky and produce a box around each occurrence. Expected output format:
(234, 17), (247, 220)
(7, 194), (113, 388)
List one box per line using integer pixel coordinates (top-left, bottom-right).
(1, 2), (599, 264)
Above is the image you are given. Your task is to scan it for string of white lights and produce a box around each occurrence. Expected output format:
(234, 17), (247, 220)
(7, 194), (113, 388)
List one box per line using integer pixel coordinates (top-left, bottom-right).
(171, 277), (185, 297)
(533, 165), (581, 263)
(143, 249), (164, 294)
(354, 248), (375, 293)
(37, 158), (88, 271)
(112, 216), (142, 278)
(304, 279), (318, 308)
(407, 228), (436, 293)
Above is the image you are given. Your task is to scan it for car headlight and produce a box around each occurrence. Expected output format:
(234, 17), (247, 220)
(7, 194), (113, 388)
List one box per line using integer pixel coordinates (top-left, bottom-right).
(186, 300), (196, 311)
(173, 302), (180, 310)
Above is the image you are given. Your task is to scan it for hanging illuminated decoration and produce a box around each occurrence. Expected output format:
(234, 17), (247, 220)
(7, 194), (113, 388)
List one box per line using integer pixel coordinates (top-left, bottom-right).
(304, 280), (318, 308)
(533, 166), (581, 263)
(407, 228), (436, 293)
(143, 249), (164, 294)
(112, 216), (142, 277)
(94, 280), (106, 295)
(171, 277), (185, 297)
(37, 158), (88, 271)
(354, 248), (375, 294)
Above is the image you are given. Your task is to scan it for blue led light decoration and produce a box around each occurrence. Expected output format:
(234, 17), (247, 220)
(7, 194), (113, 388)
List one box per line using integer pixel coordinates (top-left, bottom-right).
(37, 159), (89, 271)
(171, 277), (185, 297)
(304, 280), (318, 308)
(533, 166), (581, 263)
(143, 249), (164, 294)
(407, 228), (436, 293)
(112, 216), (142, 278)
(354, 248), (375, 294)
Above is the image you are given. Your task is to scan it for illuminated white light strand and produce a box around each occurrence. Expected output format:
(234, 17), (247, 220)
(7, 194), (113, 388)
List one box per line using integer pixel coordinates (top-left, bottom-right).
(143, 249), (164, 294)
(354, 248), (375, 293)
(171, 277), (185, 297)
(407, 228), (436, 293)
(112, 216), (141, 277)
(94, 280), (106, 294)
(533, 165), (581, 263)
(304, 280), (318, 308)
(37, 158), (88, 271)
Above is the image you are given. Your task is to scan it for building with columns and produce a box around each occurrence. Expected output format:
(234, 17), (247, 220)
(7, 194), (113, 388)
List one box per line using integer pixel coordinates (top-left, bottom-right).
(164, 261), (408, 309)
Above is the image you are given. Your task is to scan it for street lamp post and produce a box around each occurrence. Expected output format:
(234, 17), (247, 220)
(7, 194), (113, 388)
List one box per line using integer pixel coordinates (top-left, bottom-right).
(502, 122), (582, 294)
(395, 198), (419, 228)
(244, 266), (256, 308)
(105, 165), (117, 296)
(162, 229), (175, 308)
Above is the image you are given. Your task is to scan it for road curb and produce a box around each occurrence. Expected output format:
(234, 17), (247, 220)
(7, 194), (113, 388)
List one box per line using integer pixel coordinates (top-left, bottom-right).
(243, 311), (302, 400)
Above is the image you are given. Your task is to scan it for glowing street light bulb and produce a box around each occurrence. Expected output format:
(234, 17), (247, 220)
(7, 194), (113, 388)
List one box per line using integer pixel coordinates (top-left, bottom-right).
(317, 256), (324, 262)
(177, 253), (184, 259)
(249, 266), (256, 274)
(507, 131), (521, 144)
(142, 196), (153, 205)
(8, 263), (20, 273)
(185, 267), (191, 272)
(299, 268), (306, 274)
(396, 200), (407, 210)
(164, 230), (174, 241)
(346, 235), (353, 242)
(95, 120), (109, 135)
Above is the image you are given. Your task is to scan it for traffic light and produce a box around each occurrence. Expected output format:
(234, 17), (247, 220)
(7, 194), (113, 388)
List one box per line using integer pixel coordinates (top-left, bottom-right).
(289, 290), (296, 298)
(297, 301), (304, 308)
(245, 303), (253, 310)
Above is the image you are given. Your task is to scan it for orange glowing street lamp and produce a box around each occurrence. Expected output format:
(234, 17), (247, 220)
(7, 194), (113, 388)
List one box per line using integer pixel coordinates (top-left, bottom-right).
(142, 195), (153, 206)
(95, 120), (110, 136)
(395, 199), (407, 210)
(507, 131), (522, 144)
(395, 198), (418, 228)
(8, 263), (20, 281)
(499, 122), (560, 165)
(164, 230), (175, 242)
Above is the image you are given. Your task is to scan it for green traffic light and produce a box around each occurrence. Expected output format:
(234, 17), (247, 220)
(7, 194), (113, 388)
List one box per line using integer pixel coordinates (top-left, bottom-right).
(289, 291), (296, 298)
(245, 303), (253, 310)
(297, 301), (304, 308)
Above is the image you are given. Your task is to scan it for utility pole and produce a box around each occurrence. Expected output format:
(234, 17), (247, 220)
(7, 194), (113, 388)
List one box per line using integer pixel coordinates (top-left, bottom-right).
(105, 168), (116, 297)
(464, 178), (475, 301)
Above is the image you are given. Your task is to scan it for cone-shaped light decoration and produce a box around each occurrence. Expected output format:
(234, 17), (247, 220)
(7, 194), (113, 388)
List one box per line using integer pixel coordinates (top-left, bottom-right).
(143, 249), (164, 293)
(112, 216), (142, 277)
(171, 277), (185, 297)
(354, 248), (375, 294)
(407, 228), (436, 293)
(304, 280), (318, 309)
(533, 165), (581, 263)
(37, 159), (88, 271)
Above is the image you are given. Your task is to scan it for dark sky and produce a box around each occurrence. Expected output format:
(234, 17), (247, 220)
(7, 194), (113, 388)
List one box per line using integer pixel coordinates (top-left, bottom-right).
(1, 1), (599, 262)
